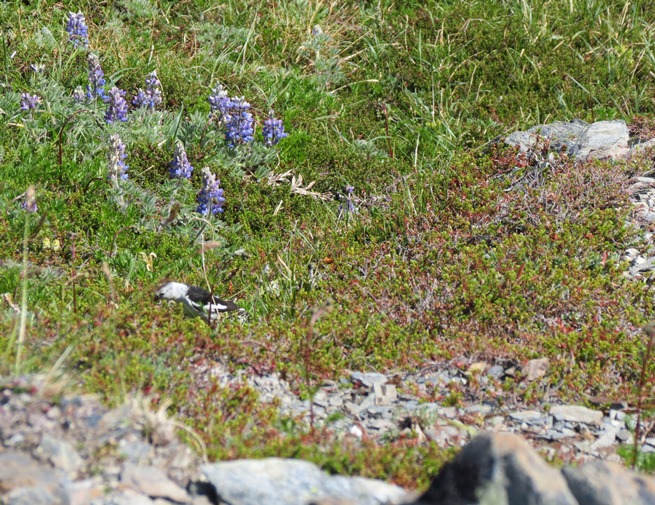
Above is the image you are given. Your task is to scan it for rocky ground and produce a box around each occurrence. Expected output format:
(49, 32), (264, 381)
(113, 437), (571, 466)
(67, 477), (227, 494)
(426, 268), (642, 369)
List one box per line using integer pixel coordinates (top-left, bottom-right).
(4, 118), (655, 504)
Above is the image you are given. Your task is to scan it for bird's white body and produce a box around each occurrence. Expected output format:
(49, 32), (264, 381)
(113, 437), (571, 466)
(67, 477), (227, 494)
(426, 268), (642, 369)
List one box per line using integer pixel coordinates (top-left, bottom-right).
(154, 281), (244, 323)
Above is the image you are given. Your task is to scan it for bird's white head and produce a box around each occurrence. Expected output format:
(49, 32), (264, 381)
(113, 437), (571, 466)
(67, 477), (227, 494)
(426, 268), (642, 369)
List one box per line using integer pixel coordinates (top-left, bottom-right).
(154, 281), (189, 301)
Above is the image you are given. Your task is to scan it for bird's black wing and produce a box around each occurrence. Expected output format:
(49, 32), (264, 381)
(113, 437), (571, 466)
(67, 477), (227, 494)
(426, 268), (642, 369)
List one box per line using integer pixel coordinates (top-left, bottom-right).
(187, 285), (215, 304)
(189, 285), (240, 312)
(210, 297), (240, 312)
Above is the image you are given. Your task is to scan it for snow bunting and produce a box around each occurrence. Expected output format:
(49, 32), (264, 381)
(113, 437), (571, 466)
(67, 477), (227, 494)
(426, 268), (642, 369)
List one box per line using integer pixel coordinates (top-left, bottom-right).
(154, 281), (246, 324)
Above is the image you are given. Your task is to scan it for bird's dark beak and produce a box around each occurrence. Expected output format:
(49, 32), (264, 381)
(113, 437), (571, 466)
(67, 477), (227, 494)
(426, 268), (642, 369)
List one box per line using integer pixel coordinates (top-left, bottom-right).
(154, 293), (161, 301)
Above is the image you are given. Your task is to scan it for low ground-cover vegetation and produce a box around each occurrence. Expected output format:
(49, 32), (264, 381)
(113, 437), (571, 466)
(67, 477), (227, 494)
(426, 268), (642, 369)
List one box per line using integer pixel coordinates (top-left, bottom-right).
(2, 0), (655, 488)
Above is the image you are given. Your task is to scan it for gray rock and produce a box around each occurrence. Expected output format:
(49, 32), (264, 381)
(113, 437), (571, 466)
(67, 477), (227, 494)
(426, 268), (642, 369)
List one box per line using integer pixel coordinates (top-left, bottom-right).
(401, 400), (419, 411)
(0, 451), (62, 494)
(551, 405), (603, 425)
(5, 486), (63, 505)
(463, 404), (493, 415)
(121, 463), (190, 504)
(4, 433), (25, 447)
(366, 406), (392, 419)
(38, 434), (83, 476)
(524, 358), (550, 382)
(357, 393), (377, 412)
(437, 407), (457, 419)
(63, 478), (104, 505)
(591, 425), (621, 451)
(505, 119), (588, 153)
(366, 418), (396, 432)
(544, 428), (578, 441)
(486, 365), (504, 379)
(573, 120), (630, 160)
(103, 490), (155, 505)
(610, 410), (626, 422)
(624, 248), (640, 260)
(372, 383), (397, 406)
(118, 438), (152, 463)
(328, 396), (344, 408)
(508, 410), (544, 423)
(343, 401), (362, 417)
(505, 119), (630, 161)
(350, 372), (387, 388)
(563, 461), (655, 505)
(201, 458), (411, 505)
(616, 429), (633, 443)
(416, 432), (577, 505)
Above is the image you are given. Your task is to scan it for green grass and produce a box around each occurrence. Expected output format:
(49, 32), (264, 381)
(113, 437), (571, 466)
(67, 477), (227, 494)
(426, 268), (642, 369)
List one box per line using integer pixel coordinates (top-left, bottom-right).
(3, 0), (655, 489)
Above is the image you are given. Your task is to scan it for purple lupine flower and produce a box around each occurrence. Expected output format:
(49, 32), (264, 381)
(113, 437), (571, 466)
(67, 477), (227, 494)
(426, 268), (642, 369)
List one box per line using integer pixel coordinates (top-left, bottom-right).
(132, 70), (163, 110)
(208, 83), (232, 122)
(108, 134), (129, 183)
(86, 53), (107, 100)
(65, 12), (89, 48)
(196, 167), (225, 215)
(169, 143), (193, 179)
(225, 97), (254, 147)
(22, 186), (38, 213)
(73, 86), (86, 103)
(20, 93), (41, 111)
(104, 87), (128, 123)
(262, 110), (288, 146)
(338, 185), (357, 218)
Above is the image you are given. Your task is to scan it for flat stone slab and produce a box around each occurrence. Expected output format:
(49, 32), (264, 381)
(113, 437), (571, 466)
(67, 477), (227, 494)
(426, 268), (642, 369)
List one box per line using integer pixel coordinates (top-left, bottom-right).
(551, 405), (603, 425)
(505, 119), (630, 161)
(201, 458), (411, 505)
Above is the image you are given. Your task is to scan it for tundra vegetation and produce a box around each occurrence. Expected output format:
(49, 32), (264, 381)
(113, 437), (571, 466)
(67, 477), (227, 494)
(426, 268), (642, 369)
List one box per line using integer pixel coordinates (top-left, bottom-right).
(2, 0), (655, 488)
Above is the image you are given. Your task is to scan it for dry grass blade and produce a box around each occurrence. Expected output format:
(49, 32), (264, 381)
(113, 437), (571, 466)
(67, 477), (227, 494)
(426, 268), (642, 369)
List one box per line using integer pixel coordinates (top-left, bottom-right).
(266, 170), (332, 200)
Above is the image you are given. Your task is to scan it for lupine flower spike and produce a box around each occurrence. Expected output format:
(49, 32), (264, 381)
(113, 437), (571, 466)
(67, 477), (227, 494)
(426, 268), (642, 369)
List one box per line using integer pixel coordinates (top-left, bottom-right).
(20, 93), (41, 111)
(73, 86), (86, 103)
(225, 97), (254, 147)
(133, 70), (163, 110)
(170, 143), (193, 179)
(104, 87), (128, 123)
(208, 83), (231, 123)
(22, 186), (38, 213)
(262, 109), (288, 146)
(338, 185), (357, 218)
(65, 12), (89, 48)
(86, 53), (107, 100)
(196, 167), (225, 216)
(107, 134), (129, 184)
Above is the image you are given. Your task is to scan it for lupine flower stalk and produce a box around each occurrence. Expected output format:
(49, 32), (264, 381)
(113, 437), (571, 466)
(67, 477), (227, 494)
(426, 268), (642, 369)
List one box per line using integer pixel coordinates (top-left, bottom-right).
(262, 110), (288, 146)
(225, 97), (254, 147)
(196, 167), (225, 216)
(132, 70), (163, 110)
(338, 185), (357, 218)
(65, 12), (89, 48)
(20, 93), (41, 111)
(22, 186), (38, 213)
(104, 87), (128, 123)
(169, 143), (193, 179)
(86, 53), (106, 100)
(208, 83), (231, 122)
(73, 86), (85, 103)
(107, 134), (129, 184)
